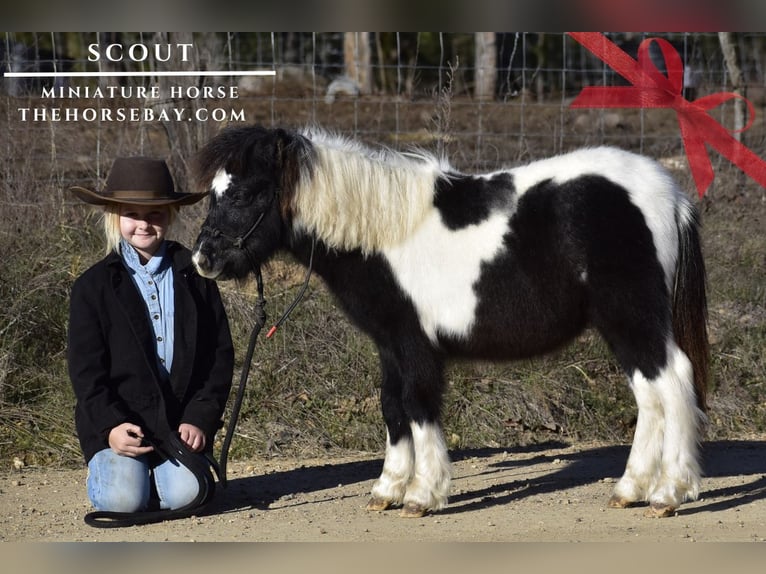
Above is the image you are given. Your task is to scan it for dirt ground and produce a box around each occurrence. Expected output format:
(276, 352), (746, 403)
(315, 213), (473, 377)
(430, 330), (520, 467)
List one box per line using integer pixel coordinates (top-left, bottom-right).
(2, 437), (765, 543)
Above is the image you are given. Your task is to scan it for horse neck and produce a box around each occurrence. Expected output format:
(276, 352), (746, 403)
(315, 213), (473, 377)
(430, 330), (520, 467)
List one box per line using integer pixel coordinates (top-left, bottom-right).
(291, 142), (440, 255)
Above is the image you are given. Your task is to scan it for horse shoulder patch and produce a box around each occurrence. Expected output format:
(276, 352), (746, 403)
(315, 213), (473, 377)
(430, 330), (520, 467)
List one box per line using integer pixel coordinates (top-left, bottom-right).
(382, 207), (510, 342)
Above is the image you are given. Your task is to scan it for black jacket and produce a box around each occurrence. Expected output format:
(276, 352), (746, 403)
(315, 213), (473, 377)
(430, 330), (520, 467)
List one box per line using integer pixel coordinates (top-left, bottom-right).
(67, 241), (234, 463)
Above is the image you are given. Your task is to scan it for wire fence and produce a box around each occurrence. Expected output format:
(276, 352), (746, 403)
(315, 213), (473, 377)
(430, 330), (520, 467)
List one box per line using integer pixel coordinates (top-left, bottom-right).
(3, 32), (766, 192)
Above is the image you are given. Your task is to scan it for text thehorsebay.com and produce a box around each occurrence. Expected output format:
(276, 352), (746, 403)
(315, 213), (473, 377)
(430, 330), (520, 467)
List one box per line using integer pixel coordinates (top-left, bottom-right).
(12, 41), (260, 123)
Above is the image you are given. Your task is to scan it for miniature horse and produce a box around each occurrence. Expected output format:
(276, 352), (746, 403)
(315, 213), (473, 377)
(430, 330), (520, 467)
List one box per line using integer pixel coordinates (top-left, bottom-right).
(191, 125), (709, 518)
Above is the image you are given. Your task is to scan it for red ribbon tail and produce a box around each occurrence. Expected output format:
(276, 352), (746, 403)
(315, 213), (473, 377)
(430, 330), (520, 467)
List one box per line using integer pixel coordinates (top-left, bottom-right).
(683, 142), (714, 198)
(714, 138), (766, 190)
(680, 110), (766, 196)
(678, 116), (714, 198)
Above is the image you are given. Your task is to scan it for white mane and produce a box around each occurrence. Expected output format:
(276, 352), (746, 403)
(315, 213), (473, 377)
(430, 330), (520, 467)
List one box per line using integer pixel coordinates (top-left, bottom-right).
(291, 129), (447, 254)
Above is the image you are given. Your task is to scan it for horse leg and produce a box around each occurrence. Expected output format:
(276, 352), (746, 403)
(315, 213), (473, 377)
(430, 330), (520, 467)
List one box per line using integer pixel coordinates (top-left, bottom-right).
(367, 419), (451, 518)
(367, 429), (414, 511)
(610, 340), (703, 516)
(366, 344), (451, 517)
(401, 418), (451, 517)
(609, 371), (664, 509)
(645, 342), (703, 516)
(590, 257), (703, 515)
(399, 348), (451, 517)
(367, 347), (414, 511)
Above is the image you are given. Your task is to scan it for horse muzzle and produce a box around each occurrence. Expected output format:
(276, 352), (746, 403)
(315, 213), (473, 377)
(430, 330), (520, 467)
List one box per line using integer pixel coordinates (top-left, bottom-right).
(191, 249), (218, 279)
(192, 239), (259, 281)
(192, 241), (234, 280)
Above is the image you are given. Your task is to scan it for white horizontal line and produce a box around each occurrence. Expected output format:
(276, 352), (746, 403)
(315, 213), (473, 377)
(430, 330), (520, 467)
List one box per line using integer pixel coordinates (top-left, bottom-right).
(4, 70), (276, 78)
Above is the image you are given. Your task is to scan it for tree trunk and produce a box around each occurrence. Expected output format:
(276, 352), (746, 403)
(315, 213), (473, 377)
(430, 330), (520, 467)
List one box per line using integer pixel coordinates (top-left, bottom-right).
(474, 32), (496, 100)
(718, 32), (746, 142)
(343, 32), (372, 95)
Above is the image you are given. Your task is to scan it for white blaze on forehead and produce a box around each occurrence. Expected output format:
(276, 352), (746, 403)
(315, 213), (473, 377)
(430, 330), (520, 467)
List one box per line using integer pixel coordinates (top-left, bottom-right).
(211, 169), (232, 198)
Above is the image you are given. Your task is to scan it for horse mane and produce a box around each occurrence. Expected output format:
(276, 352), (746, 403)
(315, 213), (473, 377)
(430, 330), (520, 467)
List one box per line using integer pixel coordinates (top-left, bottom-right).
(195, 125), (450, 255)
(291, 127), (447, 254)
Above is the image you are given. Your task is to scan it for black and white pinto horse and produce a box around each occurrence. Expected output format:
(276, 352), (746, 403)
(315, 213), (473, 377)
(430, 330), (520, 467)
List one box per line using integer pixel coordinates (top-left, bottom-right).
(191, 125), (709, 518)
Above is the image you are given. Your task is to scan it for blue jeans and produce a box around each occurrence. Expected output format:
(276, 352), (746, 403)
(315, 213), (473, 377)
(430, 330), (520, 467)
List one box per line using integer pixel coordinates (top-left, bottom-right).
(87, 448), (203, 512)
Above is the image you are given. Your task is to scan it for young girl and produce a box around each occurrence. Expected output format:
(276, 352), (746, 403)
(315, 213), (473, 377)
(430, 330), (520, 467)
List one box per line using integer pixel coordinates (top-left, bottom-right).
(67, 156), (234, 513)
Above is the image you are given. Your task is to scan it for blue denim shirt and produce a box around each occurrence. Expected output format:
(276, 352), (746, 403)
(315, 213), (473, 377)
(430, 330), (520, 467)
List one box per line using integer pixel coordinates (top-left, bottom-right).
(120, 239), (175, 380)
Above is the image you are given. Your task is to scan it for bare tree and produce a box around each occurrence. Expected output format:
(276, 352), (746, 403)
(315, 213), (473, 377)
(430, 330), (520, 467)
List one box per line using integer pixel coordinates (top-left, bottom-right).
(151, 32), (222, 192)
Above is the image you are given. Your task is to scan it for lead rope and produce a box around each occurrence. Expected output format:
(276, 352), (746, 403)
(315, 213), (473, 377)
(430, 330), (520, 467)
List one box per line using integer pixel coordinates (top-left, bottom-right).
(218, 236), (316, 487)
(217, 266), (267, 488)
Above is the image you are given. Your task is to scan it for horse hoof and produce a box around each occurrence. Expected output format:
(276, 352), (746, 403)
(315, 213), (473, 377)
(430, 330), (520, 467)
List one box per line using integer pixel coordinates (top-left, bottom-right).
(645, 503), (676, 518)
(366, 497), (392, 512)
(608, 495), (636, 509)
(400, 502), (428, 518)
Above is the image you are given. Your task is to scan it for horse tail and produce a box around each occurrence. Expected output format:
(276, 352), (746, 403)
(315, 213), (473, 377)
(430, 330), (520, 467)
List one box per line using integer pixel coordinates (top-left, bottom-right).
(672, 200), (710, 412)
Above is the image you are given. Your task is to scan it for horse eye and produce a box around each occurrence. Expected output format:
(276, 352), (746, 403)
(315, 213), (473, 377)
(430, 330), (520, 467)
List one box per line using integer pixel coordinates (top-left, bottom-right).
(227, 189), (254, 207)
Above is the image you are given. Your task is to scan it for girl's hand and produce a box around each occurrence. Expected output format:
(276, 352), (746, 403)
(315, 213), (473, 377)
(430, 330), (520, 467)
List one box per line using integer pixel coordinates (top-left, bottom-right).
(108, 422), (154, 457)
(178, 423), (206, 453)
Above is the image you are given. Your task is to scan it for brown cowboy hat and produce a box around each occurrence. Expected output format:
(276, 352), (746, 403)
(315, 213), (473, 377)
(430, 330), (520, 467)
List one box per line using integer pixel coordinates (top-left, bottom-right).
(69, 156), (206, 206)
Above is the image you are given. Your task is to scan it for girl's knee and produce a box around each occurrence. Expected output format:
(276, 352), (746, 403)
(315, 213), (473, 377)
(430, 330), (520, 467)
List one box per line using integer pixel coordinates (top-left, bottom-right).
(87, 468), (151, 512)
(89, 484), (150, 512)
(154, 459), (202, 510)
(160, 482), (200, 510)
(87, 449), (151, 512)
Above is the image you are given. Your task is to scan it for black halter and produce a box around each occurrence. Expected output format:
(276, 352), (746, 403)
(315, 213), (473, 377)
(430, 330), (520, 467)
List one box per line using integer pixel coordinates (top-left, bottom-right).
(200, 192), (275, 251)
(201, 212), (265, 249)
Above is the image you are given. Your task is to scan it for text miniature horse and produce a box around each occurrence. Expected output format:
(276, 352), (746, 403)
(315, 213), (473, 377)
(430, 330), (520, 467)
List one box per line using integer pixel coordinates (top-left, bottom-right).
(191, 125), (709, 518)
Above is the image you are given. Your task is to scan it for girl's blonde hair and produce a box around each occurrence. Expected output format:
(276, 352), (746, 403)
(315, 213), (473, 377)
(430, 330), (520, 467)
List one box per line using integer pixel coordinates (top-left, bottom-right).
(101, 204), (178, 255)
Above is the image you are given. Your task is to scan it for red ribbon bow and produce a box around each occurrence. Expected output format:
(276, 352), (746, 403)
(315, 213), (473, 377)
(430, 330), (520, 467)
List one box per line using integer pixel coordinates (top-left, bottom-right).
(568, 32), (766, 197)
